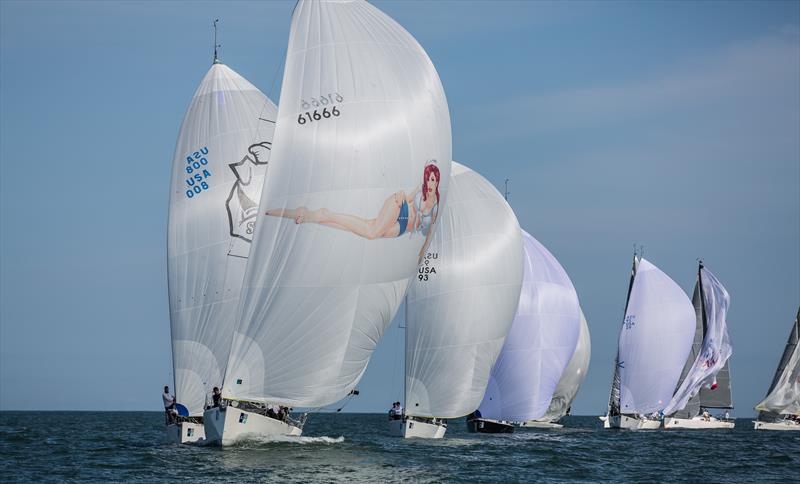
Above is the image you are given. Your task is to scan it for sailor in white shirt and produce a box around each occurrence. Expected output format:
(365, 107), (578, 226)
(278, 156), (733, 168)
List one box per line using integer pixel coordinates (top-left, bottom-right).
(163, 386), (176, 425)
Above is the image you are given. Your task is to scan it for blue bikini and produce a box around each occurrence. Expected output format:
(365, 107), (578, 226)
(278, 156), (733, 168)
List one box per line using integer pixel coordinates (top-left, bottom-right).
(397, 200), (409, 235)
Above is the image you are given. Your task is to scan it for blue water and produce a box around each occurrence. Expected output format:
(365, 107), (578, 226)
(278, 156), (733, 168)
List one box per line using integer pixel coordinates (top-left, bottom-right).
(1, 412), (798, 482)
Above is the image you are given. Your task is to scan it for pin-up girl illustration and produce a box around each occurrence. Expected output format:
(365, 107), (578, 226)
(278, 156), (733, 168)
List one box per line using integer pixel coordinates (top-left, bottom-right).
(265, 161), (441, 260)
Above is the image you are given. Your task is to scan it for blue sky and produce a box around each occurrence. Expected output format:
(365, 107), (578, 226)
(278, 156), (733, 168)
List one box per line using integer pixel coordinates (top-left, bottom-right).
(1, 1), (797, 416)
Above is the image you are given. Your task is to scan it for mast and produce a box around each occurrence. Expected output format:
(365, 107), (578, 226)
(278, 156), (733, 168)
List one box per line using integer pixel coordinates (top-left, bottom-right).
(212, 19), (221, 64)
(403, 291), (408, 413)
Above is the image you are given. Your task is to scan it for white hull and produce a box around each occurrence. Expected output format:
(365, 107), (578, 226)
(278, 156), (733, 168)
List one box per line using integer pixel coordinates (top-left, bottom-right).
(203, 406), (302, 446)
(602, 414), (661, 429)
(165, 421), (205, 444)
(388, 417), (446, 439)
(664, 417), (734, 429)
(519, 420), (563, 429)
(753, 420), (800, 431)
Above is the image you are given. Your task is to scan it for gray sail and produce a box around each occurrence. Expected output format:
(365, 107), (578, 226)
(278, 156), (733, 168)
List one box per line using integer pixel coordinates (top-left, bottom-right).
(757, 308), (800, 422)
(607, 255), (638, 417)
(672, 280), (705, 419)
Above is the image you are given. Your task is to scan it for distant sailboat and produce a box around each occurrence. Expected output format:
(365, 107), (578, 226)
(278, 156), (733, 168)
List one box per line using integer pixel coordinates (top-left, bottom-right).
(205, 0), (452, 445)
(390, 162), (523, 439)
(753, 308), (800, 431)
(166, 50), (277, 444)
(602, 255), (695, 430)
(663, 262), (734, 429)
(521, 309), (591, 429)
(472, 232), (582, 433)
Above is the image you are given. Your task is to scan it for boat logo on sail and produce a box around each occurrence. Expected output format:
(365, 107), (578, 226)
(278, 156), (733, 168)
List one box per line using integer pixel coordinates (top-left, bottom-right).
(624, 315), (636, 330)
(225, 142), (271, 257)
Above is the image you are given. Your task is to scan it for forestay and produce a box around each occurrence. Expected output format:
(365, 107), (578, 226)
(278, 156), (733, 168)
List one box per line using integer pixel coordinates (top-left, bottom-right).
(756, 309), (800, 419)
(405, 162), (522, 418)
(225, 0), (452, 407)
(541, 309), (591, 422)
(663, 266), (733, 416)
(479, 232), (581, 422)
(168, 63), (277, 416)
(618, 259), (695, 415)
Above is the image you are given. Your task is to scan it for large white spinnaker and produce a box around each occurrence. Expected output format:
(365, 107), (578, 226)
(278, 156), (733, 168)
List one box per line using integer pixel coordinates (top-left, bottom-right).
(168, 63), (277, 416)
(224, 0), (452, 408)
(540, 309), (591, 422)
(756, 308), (800, 419)
(478, 232), (581, 422)
(404, 162), (523, 419)
(663, 265), (733, 416)
(618, 259), (695, 415)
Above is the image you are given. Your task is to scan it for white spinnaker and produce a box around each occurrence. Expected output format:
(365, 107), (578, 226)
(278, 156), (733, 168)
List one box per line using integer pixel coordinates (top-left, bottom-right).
(405, 162), (522, 418)
(618, 258), (695, 415)
(478, 232), (581, 422)
(225, 0), (452, 407)
(541, 309), (591, 421)
(167, 63), (277, 416)
(756, 312), (800, 416)
(663, 267), (733, 416)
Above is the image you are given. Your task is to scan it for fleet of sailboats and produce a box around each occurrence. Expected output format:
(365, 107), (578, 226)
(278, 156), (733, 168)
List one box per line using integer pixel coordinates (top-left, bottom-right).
(163, 1), (792, 443)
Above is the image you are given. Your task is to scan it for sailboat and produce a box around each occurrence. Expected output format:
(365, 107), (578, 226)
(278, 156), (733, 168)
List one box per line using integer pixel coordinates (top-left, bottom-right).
(753, 307), (800, 431)
(390, 162), (523, 439)
(663, 262), (734, 429)
(521, 309), (591, 429)
(601, 254), (695, 430)
(166, 44), (278, 444)
(204, 0), (452, 445)
(472, 232), (582, 433)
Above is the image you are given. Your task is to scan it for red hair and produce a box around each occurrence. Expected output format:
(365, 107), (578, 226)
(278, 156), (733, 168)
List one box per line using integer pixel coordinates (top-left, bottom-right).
(422, 163), (440, 202)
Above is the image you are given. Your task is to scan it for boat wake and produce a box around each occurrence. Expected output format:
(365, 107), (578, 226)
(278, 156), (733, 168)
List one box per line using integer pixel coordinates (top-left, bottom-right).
(234, 435), (345, 446)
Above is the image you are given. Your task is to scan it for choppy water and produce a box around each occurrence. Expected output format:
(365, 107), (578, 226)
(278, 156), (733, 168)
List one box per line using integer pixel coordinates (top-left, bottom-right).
(1, 412), (798, 483)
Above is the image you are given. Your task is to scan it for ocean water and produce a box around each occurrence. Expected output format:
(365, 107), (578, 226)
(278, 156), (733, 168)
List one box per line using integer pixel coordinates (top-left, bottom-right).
(1, 412), (798, 483)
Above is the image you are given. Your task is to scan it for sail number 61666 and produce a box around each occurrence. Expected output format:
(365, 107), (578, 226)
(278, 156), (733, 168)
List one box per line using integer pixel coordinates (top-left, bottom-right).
(297, 106), (340, 125)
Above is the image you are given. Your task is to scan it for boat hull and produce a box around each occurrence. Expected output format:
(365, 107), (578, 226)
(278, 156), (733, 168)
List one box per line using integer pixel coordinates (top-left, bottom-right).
(389, 417), (446, 439)
(664, 417), (734, 429)
(602, 414), (661, 429)
(203, 406), (302, 446)
(753, 420), (800, 431)
(519, 420), (563, 429)
(466, 418), (514, 434)
(166, 420), (205, 444)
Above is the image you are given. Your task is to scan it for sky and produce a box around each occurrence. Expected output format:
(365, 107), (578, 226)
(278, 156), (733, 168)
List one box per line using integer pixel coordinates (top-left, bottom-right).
(0, 0), (798, 417)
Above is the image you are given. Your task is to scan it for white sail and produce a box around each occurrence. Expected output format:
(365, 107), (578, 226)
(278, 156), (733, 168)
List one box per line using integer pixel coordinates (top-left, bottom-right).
(167, 63), (277, 416)
(541, 309), (591, 421)
(618, 258), (695, 415)
(224, 0), (452, 407)
(663, 266), (733, 416)
(756, 310), (800, 417)
(478, 232), (581, 422)
(405, 162), (523, 418)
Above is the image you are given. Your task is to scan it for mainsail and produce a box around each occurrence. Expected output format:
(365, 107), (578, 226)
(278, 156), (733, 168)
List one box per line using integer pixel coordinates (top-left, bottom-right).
(224, 0), (452, 407)
(541, 309), (591, 422)
(756, 308), (800, 421)
(617, 258), (695, 415)
(664, 264), (733, 417)
(167, 63), (277, 416)
(405, 162), (523, 418)
(478, 232), (581, 422)
(607, 255), (638, 417)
